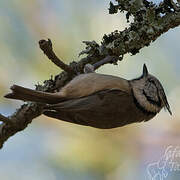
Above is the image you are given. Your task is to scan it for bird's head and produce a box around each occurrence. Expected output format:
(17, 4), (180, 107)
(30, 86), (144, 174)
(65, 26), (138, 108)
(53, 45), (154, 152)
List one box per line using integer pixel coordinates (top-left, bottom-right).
(131, 64), (172, 115)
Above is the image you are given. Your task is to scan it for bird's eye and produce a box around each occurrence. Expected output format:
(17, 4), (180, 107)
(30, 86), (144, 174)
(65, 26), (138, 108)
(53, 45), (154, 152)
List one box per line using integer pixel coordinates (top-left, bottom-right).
(148, 79), (154, 83)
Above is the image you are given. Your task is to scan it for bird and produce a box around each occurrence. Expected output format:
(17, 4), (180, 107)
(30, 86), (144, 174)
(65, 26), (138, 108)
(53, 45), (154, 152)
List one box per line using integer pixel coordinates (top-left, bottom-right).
(4, 64), (172, 129)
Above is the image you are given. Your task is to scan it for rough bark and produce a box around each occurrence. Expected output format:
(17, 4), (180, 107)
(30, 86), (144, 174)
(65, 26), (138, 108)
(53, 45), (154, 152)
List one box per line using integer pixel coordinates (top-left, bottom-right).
(0, 0), (180, 148)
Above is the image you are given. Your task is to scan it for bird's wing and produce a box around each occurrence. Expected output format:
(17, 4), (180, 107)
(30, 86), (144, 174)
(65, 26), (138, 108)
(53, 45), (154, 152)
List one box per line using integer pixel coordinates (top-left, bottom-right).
(43, 89), (142, 129)
(59, 73), (131, 99)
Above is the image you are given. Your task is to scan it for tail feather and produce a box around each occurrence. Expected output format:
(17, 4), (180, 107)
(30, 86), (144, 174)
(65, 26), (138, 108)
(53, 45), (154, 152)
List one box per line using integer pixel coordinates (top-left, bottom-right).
(4, 85), (65, 104)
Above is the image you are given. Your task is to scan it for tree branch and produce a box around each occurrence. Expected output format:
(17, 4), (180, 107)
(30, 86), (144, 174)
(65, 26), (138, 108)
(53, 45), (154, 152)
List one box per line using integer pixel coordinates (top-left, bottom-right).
(83, 56), (119, 73)
(0, 0), (180, 148)
(0, 114), (11, 123)
(39, 39), (74, 74)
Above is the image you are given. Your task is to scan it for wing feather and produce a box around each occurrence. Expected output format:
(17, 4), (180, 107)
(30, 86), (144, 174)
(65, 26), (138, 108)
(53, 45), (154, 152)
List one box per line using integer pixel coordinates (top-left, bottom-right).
(43, 89), (145, 129)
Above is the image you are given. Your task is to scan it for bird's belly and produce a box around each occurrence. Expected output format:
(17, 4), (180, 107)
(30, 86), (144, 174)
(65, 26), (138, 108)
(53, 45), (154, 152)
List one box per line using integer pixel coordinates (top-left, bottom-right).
(45, 89), (156, 129)
(57, 103), (155, 129)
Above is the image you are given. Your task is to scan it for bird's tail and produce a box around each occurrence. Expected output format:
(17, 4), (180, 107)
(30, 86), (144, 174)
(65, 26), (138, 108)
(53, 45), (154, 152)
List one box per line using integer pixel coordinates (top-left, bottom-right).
(4, 85), (65, 104)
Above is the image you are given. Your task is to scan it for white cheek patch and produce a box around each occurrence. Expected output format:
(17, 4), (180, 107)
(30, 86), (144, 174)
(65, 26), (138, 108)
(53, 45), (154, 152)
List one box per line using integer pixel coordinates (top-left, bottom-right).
(132, 84), (161, 113)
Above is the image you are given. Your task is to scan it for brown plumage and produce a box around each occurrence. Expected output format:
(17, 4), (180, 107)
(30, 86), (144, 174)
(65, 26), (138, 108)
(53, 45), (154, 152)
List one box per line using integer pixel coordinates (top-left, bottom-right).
(4, 64), (172, 129)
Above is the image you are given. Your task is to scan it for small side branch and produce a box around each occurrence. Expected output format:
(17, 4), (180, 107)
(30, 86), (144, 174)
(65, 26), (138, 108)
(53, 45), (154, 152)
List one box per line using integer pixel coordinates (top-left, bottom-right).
(84, 56), (119, 73)
(39, 39), (74, 74)
(93, 56), (119, 70)
(0, 114), (10, 124)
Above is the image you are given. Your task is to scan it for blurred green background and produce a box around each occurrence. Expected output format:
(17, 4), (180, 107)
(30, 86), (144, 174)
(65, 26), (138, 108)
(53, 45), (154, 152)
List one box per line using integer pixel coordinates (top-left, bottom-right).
(0, 0), (180, 180)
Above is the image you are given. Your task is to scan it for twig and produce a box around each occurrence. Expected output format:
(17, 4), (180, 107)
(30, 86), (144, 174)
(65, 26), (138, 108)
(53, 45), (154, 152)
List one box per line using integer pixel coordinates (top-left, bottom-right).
(93, 56), (119, 70)
(39, 39), (74, 74)
(0, 114), (10, 124)
(84, 56), (119, 73)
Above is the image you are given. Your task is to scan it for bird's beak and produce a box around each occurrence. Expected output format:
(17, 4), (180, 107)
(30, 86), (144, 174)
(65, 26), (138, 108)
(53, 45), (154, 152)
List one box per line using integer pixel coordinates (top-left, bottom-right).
(162, 90), (172, 116)
(143, 64), (148, 77)
(166, 104), (172, 116)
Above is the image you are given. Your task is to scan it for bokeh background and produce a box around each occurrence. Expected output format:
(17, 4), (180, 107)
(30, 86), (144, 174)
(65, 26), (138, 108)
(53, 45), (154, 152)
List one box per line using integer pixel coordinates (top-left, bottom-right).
(0, 0), (180, 180)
